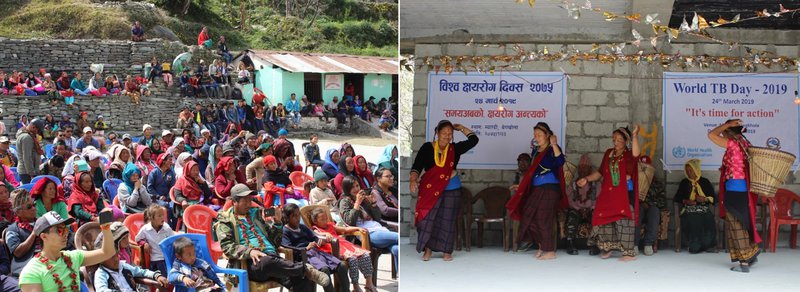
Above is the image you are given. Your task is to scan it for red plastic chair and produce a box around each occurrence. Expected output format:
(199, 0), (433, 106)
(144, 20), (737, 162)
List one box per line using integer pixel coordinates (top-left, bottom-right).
(123, 213), (150, 268)
(289, 171), (313, 190)
(112, 196), (123, 212)
(183, 205), (223, 263)
(768, 189), (800, 252)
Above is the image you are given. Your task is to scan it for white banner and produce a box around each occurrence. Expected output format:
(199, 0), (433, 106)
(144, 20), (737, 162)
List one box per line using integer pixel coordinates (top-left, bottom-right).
(426, 72), (566, 170)
(663, 72), (800, 170)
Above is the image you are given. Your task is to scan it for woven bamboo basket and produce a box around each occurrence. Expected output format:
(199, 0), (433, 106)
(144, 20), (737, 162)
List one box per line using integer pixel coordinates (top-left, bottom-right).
(563, 161), (577, 184)
(638, 163), (655, 201)
(748, 147), (796, 197)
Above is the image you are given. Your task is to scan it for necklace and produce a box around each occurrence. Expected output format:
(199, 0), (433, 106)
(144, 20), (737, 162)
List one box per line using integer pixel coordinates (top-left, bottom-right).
(238, 216), (267, 252)
(36, 252), (79, 292)
(609, 149), (625, 187)
(433, 141), (449, 167)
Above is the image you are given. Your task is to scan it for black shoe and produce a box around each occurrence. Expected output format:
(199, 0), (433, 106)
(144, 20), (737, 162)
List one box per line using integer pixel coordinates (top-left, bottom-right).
(567, 239), (579, 255)
(589, 246), (600, 256)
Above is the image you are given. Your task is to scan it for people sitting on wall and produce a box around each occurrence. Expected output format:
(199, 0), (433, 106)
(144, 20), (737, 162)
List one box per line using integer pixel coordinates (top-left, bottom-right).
(237, 63), (250, 84)
(70, 72), (90, 96)
(131, 21), (145, 41)
(218, 36), (233, 65)
(197, 26), (212, 49)
(287, 93), (302, 129)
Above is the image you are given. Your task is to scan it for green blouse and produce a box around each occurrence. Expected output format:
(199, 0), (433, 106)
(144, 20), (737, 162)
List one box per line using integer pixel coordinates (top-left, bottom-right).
(35, 199), (70, 220)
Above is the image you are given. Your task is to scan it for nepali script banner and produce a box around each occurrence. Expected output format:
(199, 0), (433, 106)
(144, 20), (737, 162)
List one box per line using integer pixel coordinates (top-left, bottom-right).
(663, 72), (800, 170)
(426, 72), (566, 170)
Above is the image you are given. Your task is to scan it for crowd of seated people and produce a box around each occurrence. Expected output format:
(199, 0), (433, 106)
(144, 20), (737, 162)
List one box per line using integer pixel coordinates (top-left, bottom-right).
(0, 108), (400, 291)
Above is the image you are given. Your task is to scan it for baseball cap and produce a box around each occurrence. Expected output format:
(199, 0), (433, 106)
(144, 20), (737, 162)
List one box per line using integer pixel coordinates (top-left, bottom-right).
(94, 222), (129, 249)
(122, 134), (131, 141)
(162, 130), (173, 137)
(230, 183), (257, 198)
(245, 133), (256, 140)
(0, 136), (8, 143)
(33, 211), (75, 236)
(142, 124), (152, 133)
(83, 127), (93, 134)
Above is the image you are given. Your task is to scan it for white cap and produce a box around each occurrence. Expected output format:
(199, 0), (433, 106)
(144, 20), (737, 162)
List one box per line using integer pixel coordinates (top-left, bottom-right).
(162, 130), (173, 137)
(142, 124), (152, 132)
(201, 129), (210, 135)
(83, 127), (93, 134)
(0, 136), (8, 143)
(122, 134), (131, 140)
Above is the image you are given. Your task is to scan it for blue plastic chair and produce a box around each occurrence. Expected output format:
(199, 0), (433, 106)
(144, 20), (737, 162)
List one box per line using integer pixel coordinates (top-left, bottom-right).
(31, 175), (62, 186)
(80, 281), (90, 292)
(102, 179), (123, 202)
(9, 167), (20, 183)
(132, 136), (142, 143)
(19, 183), (35, 192)
(100, 156), (109, 166)
(159, 234), (249, 292)
(44, 144), (54, 159)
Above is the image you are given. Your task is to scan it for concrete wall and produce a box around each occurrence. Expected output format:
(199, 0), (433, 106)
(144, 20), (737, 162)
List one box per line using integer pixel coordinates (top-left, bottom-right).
(322, 73), (344, 104)
(401, 41), (800, 245)
(281, 71), (305, 106)
(364, 74), (393, 100)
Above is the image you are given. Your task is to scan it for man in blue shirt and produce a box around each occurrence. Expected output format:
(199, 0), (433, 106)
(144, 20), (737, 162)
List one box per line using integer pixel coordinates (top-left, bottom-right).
(75, 127), (100, 152)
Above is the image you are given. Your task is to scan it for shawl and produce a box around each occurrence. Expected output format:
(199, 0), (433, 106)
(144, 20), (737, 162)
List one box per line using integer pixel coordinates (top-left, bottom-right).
(174, 161), (203, 201)
(67, 172), (101, 214)
(506, 146), (568, 220)
(122, 162), (141, 194)
(353, 155), (375, 188)
(685, 159), (711, 202)
(30, 177), (65, 203)
(375, 145), (397, 167)
(323, 149), (340, 172)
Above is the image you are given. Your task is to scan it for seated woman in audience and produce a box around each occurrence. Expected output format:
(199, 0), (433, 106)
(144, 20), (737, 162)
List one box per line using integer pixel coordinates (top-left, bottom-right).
(23, 72), (44, 96)
(245, 144), (273, 187)
(310, 169), (341, 223)
(70, 72), (90, 96)
(107, 144), (132, 179)
(674, 158), (717, 253)
(30, 176), (69, 219)
(274, 138), (302, 172)
(173, 161), (215, 211)
(118, 163), (153, 213)
(42, 74), (60, 105)
(67, 171), (106, 226)
(1, 162), (20, 188)
(340, 143), (356, 159)
(173, 152), (193, 181)
(204, 144), (222, 182)
(313, 101), (331, 123)
(161, 59), (173, 87)
(148, 56), (162, 87)
(353, 155), (375, 189)
(213, 156), (246, 205)
(371, 168), (398, 223)
(333, 157), (356, 197)
(182, 128), (205, 151)
(338, 176), (398, 271)
(135, 145), (158, 183)
(280, 203), (348, 292)
(88, 72), (109, 97)
(375, 145), (398, 184)
(321, 149), (341, 180)
(309, 206), (376, 292)
(104, 75), (120, 95)
(148, 137), (164, 156)
(147, 153), (175, 223)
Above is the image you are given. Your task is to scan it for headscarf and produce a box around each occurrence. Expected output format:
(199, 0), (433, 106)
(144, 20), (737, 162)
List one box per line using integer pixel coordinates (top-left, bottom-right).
(353, 155), (375, 188)
(375, 145), (397, 166)
(214, 156), (236, 177)
(147, 137), (163, 155)
(175, 152), (192, 177)
(109, 145), (131, 172)
(172, 137), (185, 148)
(135, 145), (156, 175)
(339, 143), (355, 158)
(122, 162), (141, 194)
(207, 144), (219, 175)
(684, 159), (709, 201)
(339, 157), (355, 175)
(574, 154), (595, 201)
(174, 161), (202, 201)
(324, 149), (340, 172)
(30, 177), (65, 203)
(273, 139), (292, 159)
(67, 172), (101, 214)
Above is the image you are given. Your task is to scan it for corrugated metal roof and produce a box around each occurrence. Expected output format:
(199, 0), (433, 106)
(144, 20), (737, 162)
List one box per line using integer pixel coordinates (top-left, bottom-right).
(246, 50), (398, 75)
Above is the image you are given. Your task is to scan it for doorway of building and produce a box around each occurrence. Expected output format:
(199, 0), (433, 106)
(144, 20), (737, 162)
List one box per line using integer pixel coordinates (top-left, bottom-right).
(343, 73), (364, 100)
(304, 73), (322, 103)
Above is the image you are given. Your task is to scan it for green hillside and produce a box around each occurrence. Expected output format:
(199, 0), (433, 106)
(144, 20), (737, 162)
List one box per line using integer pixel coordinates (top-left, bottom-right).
(0, 0), (398, 57)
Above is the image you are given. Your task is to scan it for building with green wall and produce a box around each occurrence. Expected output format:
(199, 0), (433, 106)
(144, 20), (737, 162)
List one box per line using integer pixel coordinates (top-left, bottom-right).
(234, 50), (398, 106)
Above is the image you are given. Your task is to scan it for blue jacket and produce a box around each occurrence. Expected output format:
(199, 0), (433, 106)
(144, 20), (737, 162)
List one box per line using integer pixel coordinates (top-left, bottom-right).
(94, 261), (160, 292)
(147, 167), (176, 197)
(168, 258), (226, 291)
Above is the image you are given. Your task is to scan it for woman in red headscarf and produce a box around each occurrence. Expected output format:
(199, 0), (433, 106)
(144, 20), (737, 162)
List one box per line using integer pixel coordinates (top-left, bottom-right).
(353, 155), (376, 189)
(576, 125), (640, 262)
(173, 161), (214, 209)
(31, 177), (69, 219)
(213, 156), (246, 205)
(67, 172), (106, 226)
(135, 145), (157, 183)
(410, 120), (478, 261)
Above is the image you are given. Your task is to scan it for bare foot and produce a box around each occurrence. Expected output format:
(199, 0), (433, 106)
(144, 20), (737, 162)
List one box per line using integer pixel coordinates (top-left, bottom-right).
(600, 251), (612, 259)
(538, 251), (556, 260)
(443, 253), (453, 261)
(535, 250), (543, 258)
(422, 249), (432, 261)
(619, 256), (637, 262)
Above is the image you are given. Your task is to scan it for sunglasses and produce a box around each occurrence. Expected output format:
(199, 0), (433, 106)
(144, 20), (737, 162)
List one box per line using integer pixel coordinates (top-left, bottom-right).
(49, 224), (68, 236)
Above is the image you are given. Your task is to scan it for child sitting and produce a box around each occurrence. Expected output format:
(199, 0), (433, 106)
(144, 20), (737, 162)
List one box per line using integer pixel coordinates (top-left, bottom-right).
(308, 169), (341, 223)
(168, 237), (227, 292)
(310, 208), (376, 292)
(94, 224), (169, 291)
(135, 205), (175, 279)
